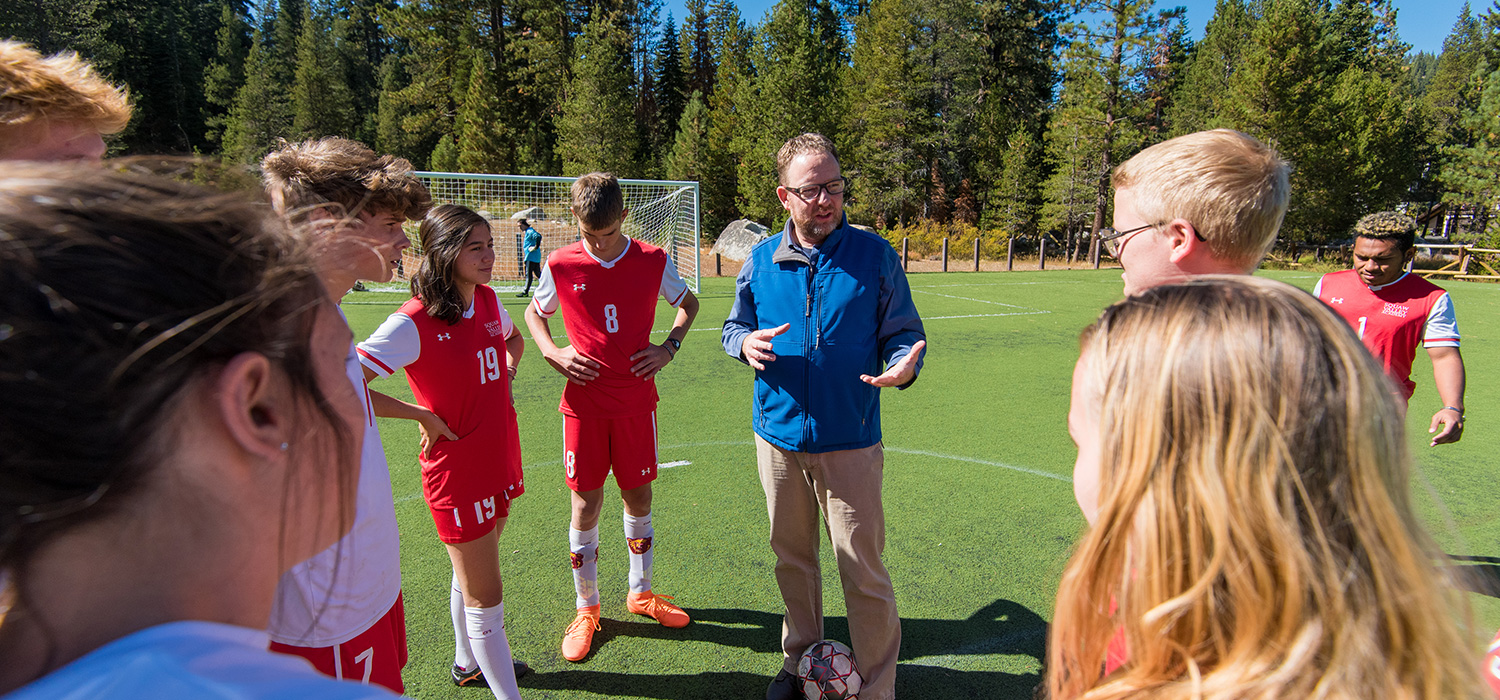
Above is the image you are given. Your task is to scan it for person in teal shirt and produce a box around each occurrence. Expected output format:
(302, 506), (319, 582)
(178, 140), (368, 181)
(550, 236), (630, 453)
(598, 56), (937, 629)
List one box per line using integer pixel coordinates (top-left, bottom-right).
(519, 218), (542, 297)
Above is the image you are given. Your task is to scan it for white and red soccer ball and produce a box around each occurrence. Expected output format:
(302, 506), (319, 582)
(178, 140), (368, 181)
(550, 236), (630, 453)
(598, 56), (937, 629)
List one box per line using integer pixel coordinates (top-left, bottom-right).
(797, 639), (862, 700)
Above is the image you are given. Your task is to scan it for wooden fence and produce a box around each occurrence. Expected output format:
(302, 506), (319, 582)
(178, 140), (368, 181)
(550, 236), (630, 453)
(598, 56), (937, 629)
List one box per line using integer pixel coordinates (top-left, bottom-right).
(1409, 243), (1500, 282)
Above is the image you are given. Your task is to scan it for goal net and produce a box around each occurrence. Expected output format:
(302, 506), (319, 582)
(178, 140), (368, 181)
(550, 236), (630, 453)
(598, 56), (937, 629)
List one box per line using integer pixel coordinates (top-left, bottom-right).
(377, 172), (701, 293)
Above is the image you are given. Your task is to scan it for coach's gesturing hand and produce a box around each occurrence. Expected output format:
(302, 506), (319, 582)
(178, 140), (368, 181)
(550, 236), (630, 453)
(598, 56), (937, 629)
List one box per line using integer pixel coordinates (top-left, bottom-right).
(742, 323), (790, 370)
(861, 340), (926, 388)
(544, 344), (601, 385)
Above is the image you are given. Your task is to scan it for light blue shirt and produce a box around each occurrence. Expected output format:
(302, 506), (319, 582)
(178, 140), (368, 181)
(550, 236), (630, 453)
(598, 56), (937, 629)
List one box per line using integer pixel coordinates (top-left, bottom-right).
(524, 227), (542, 263)
(4, 621), (397, 699)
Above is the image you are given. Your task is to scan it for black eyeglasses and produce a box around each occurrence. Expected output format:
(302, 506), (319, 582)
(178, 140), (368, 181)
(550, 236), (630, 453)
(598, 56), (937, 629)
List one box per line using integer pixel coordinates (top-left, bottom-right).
(784, 177), (849, 201)
(1098, 222), (1207, 257)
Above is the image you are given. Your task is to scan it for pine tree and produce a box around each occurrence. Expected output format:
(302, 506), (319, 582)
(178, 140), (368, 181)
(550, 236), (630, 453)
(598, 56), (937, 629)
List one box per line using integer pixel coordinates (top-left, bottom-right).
(734, 0), (846, 226)
(204, 0), (252, 146)
(430, 133), (459, 171)
(1441, 65), (1500, 240)
(456, 47), (511, 174)
(971, 0), (1060, 233)
(843, 0), (923, 226)
(665, 90), (711, 181)
(331, 0), (388, 145)
(290, 6), (356, 140)
(375, 54), (421, 165)
(1426, 4), (1484, 150)
(556, 9), (639, 175)
(1042, 0), (1171, 259)
(1169, 0), (1254, 134)
(679, 0), (714, 96)
(701, 1), (751, 235)
(654, 17), (688, 165)
(222, 23), (291, 163)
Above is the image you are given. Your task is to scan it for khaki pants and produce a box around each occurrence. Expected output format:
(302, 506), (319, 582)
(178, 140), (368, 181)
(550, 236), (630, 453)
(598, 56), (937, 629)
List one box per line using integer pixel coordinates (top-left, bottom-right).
(756, 435), (899, 700)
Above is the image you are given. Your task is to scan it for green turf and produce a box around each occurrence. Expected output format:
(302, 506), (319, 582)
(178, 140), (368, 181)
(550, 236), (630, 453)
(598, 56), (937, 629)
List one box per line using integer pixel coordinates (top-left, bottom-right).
(338, 268), (1500, 699)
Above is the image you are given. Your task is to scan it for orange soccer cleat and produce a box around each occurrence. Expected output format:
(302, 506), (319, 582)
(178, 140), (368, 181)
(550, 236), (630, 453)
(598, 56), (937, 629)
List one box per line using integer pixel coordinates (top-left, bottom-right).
(626, 590), (690, 628)
(561, 605), (601, 662)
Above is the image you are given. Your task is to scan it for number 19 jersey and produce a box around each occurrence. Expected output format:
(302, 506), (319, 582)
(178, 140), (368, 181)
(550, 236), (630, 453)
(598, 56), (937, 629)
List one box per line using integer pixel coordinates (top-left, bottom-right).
(358, 286), (525, 509)
(531, 238), (688, 418)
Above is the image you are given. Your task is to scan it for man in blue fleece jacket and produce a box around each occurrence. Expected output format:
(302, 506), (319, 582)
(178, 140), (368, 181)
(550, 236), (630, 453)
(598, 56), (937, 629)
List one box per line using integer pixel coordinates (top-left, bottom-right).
(722, 133), (926, 700)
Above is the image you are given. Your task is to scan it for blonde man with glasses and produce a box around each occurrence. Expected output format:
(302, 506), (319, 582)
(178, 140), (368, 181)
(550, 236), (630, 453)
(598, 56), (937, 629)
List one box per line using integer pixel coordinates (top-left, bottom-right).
(722, 133), (926, 700)
(1103, 129), (1290, 296)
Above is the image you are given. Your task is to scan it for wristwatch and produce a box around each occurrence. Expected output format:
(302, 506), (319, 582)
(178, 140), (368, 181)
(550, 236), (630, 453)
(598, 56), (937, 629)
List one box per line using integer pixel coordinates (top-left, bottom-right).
(664, 337), (682, 356)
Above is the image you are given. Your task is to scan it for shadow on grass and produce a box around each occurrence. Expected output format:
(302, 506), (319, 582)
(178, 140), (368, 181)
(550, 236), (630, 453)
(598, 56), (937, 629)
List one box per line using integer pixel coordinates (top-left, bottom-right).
(520, 598), (1046, 698)
(1443, 556), (1500, 598)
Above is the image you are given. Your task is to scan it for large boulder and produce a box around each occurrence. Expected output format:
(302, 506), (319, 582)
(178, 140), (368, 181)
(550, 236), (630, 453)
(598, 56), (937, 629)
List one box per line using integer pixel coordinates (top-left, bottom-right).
(510, 206), (547, 221)
(712, 219), (770, 261)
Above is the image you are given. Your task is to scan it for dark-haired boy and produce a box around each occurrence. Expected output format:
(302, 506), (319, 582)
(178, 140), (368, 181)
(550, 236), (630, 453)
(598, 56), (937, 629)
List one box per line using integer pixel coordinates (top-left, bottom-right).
(523, 172), (700, 662)
(1315, 211), (1466, 445)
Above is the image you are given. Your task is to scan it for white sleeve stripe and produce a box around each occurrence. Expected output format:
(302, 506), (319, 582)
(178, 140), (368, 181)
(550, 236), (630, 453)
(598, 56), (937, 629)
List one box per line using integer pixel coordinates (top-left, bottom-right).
(356, 312), (421, 374)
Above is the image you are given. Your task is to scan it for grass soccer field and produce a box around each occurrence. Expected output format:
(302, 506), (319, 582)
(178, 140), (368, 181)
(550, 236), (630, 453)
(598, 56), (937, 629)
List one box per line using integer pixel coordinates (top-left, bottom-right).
(340, 268), (1500, 700)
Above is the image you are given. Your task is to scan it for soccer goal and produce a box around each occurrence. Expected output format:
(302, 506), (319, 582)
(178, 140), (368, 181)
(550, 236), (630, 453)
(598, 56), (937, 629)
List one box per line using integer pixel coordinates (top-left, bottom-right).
(379, 172), (700, 294)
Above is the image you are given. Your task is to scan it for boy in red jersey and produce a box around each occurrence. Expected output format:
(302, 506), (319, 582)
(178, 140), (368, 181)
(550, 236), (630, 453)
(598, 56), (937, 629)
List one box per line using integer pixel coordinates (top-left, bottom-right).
(1315, 211), (1465, 446)
(261, 137), (431, 693)
(523, 172), (700, 662)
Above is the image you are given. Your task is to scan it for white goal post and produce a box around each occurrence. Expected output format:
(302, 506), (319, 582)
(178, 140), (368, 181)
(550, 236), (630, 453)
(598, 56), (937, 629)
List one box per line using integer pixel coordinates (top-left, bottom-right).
(384, 172), (701, 294)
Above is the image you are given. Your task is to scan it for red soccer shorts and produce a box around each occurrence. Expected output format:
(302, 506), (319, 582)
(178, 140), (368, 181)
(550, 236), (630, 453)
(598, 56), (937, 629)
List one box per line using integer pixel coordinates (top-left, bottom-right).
(430, 491), (513, 544)
(270, 593), (408, 694)
(563, 411), (658, 492)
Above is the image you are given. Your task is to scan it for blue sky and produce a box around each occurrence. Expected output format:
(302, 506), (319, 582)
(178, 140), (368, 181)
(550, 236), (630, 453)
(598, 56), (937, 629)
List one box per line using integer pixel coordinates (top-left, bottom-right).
(660, 0), (1475, 55)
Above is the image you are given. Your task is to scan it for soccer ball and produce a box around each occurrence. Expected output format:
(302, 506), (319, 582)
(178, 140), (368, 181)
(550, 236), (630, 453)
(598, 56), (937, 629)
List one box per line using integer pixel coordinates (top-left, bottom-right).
(796, 639), (862, 700)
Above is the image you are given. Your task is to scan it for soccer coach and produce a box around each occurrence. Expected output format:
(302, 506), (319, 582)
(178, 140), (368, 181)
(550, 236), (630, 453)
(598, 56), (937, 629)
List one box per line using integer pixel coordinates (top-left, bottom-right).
(722, 133), (926, 700)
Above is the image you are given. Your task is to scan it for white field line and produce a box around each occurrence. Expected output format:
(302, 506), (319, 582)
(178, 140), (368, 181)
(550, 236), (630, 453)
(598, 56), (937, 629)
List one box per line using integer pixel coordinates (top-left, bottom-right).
(391, 441), (1068, 503)
(911, 289), (1034, 309)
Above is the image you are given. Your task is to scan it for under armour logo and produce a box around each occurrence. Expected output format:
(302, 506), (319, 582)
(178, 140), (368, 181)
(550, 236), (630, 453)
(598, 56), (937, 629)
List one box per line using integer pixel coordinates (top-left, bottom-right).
(641, 468), (651, 476)
(1330, 297), (1343, 304)
(437, 333), (452, 341)
(573, 283), (587, 291)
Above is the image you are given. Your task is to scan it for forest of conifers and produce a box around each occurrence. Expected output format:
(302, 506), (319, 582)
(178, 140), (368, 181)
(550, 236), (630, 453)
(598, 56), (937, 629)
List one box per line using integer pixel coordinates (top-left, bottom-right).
(5, 0), (1500, 248)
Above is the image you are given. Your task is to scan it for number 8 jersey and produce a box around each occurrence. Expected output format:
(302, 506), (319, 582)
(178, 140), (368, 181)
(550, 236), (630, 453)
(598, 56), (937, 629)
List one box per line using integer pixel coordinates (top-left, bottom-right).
(358, 285), (525, 509)
(532, 238), (689, 418)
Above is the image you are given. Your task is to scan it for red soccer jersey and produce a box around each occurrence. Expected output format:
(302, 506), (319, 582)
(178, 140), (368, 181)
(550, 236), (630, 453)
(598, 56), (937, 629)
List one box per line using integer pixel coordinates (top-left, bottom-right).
(1316, 270), (1459, 400)
(532, 239), (687, 418)
(358, 286), (524, 509)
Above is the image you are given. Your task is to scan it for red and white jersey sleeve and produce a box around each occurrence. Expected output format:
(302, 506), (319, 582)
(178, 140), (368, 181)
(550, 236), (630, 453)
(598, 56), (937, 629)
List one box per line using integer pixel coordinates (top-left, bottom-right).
(660, 258), (689, 307)
(531, 262), (560, 318)
(357, 313), (420, 378)
(1423, 292), (1460, 347)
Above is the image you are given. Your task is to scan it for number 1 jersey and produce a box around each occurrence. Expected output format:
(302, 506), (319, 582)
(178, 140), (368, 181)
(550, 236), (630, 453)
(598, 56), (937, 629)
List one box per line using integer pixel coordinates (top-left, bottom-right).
(531, 238), (688, 418)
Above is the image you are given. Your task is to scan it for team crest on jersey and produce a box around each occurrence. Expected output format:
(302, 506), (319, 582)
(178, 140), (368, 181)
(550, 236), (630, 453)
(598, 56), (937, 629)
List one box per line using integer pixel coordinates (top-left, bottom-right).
(484, 320), (504, 336)
(1381, 302), (1409, 318)
(627, 537), (653, 555)
(573, 283), (587, 292)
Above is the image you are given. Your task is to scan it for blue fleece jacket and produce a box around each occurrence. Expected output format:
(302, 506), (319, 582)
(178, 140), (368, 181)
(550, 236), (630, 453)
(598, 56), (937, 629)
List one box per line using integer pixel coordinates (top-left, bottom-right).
(722, 217), (925, 453)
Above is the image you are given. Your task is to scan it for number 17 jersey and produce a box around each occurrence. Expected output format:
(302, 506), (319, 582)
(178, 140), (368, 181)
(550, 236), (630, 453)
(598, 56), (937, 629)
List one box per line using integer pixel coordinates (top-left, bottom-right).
(532, 238), (688, 418)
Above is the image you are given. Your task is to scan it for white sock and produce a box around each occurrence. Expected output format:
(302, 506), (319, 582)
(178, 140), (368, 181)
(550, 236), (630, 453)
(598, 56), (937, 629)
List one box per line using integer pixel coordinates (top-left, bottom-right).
(570, 526), (600, 608)
(466, 602), (521, 700)
(624, 510), (654, 594)
(450, 571), (476, 671)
